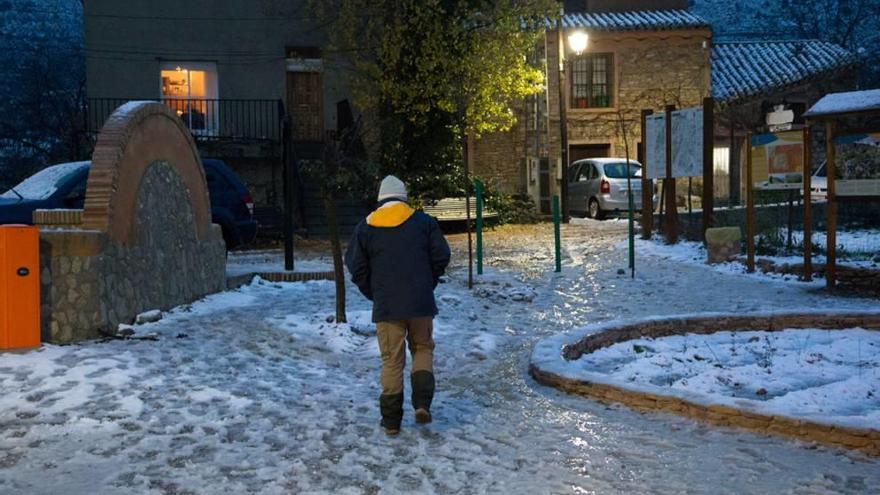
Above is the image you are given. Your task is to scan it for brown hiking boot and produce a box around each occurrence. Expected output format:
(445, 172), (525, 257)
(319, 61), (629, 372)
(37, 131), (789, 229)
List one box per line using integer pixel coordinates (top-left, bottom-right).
(414, 408), (432, 424)
(380, 393), (403, 436)
(411, 371), (435, 425)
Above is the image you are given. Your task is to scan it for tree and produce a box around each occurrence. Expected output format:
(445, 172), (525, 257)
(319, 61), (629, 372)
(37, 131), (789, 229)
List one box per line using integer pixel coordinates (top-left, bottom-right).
(780, 0), (880, 87)
(0, 2), (85, 189)
(310, 0), (558, 199)
(306, 119), (376, 324)
(695, 0), (880, 88)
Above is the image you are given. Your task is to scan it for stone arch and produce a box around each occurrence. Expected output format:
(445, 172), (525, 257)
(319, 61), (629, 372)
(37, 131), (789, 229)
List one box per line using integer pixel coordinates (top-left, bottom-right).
(82, 101), (212, 245)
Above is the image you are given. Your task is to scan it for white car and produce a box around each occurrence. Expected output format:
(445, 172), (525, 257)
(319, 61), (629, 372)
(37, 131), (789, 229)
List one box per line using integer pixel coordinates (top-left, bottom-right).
(568, 158), (656, 219)
(810, 161), (827, 200)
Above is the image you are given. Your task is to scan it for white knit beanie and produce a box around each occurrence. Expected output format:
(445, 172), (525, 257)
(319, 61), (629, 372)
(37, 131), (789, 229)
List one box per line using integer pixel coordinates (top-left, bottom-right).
(377, 175), (408, 202)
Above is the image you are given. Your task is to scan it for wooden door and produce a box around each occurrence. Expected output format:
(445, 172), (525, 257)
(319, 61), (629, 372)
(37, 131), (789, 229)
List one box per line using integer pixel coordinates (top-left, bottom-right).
(286, 71), (323, 142)
(569, 143), (610, 163)
(539, 158), (551, 214)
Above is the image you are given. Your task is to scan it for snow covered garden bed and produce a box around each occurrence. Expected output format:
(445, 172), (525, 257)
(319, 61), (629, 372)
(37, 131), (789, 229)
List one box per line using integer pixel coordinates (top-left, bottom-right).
(531, 312), (880, 455)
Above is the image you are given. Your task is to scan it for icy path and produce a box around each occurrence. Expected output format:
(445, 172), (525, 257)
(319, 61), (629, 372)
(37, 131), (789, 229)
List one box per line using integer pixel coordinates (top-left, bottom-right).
(2, 220), (879, 494)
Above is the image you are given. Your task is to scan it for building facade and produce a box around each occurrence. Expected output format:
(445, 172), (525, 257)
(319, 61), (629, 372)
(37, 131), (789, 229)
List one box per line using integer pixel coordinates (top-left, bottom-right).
(84, 1), (859, 226)
(471, 4), (859, 215)
(711, 41), (859, 204)
(84, 0), (352, 227)
(471, 6), (712, 214)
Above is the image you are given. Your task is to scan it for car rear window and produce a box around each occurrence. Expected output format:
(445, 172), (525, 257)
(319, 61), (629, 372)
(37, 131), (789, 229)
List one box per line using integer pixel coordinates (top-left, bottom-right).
(1, 161), (89, 200)
(603, 162), (641, 179)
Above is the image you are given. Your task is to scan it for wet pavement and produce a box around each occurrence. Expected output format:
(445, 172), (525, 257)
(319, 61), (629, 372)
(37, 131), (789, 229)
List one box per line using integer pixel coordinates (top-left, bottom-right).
(1, 220), (878, 494)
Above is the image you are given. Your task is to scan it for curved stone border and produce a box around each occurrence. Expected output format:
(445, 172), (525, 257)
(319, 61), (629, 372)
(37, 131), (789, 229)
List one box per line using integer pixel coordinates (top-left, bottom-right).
(257, 272), (335, 282)
(530, 312), (880, 456)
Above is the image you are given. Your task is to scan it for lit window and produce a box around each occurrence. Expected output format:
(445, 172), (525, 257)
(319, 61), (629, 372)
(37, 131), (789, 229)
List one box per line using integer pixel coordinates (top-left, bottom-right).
(160, 62), (218, 134)
(570, 53), (613, 109)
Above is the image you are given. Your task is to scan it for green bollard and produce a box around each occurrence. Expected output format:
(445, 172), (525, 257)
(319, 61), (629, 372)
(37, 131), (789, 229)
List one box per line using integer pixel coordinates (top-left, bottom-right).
(552, 195), (561, 273)
(475, 179), (484, 275)
(628, 177), (635, 278)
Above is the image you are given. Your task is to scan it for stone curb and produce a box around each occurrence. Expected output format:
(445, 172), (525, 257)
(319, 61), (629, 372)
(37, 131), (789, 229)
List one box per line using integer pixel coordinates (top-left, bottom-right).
(531, 312), (880, 457)
(257, 271), (335, 282)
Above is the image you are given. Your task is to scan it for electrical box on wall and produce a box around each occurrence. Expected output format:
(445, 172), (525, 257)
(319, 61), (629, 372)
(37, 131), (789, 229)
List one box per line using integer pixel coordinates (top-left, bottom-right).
(528, 158), (539, 184)
(0, 225), (41, 350)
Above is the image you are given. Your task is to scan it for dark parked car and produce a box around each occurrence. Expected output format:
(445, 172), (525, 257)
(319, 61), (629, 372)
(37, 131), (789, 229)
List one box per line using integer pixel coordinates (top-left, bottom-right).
(202, 158), (257, 249)
(0, 158), (257, 249)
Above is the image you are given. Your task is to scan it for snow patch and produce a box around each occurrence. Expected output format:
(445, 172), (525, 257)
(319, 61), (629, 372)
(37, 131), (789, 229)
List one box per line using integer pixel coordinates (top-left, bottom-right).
(807, 89), (880, 117)
(534, 322), (880, 430)
(273, 309), (377, 355)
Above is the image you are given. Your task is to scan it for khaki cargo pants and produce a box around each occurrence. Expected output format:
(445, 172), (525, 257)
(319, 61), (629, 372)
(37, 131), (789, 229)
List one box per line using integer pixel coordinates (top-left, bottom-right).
(376, 317), (434, 395)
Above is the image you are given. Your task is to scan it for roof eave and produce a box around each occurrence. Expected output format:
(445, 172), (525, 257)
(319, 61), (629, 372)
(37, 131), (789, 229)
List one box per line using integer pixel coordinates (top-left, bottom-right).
(714, 59), (860, 108)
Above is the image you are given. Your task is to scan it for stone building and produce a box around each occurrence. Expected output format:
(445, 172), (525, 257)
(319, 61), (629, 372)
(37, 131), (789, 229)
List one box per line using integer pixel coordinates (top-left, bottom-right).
(471, 5), (712, 214)
(470, 2), (859, 215)
(711, 41), (859, 204)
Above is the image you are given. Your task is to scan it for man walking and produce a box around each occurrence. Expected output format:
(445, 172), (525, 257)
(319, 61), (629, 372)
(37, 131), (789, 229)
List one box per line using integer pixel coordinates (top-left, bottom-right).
(345, 175), (451, 436)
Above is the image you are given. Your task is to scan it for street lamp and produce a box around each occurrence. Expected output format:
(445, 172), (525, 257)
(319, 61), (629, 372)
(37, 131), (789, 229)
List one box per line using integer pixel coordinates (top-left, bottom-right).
(568, 30), (589, 56)
(558, 29), (588, 223)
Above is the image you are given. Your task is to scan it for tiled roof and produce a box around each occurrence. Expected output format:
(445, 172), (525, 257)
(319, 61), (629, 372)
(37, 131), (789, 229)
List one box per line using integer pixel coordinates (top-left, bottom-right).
(561, 9), (709, 32)
(712, 41), (859, 103)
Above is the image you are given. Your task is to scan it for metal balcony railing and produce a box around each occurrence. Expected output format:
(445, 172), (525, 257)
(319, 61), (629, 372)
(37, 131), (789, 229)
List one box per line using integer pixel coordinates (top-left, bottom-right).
(85, 98), (286, 142)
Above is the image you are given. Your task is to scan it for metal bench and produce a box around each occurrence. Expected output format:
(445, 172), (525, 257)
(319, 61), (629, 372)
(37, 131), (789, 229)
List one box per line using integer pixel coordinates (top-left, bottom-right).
(421, 197), (498, 222)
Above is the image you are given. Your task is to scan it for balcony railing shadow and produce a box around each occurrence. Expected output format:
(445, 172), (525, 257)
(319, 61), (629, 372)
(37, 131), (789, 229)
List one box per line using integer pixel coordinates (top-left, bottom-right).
(84, 98), (286, 143)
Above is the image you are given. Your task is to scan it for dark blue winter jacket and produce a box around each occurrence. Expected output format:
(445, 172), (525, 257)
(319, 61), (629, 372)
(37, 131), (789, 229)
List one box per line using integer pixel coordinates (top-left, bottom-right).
(344, 200), (451, 322)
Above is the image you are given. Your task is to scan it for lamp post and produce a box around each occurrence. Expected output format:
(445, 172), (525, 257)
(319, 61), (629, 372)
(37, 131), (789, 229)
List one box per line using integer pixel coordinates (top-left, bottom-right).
(558, 28), (588, 223)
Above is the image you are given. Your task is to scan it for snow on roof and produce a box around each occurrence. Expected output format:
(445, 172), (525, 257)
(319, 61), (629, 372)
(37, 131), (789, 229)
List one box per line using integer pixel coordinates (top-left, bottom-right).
(0, 161), (89, 201)
(576, 157), (643, 165)
(561, 10), (709, 32)
(712, 41), (859, 103)
(804, 89), (880, 119)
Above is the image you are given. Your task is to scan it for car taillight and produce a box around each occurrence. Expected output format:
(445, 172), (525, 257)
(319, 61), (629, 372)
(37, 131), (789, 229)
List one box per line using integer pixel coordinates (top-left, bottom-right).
(600, 180), (610, 194)
(241, 193), (254, 216)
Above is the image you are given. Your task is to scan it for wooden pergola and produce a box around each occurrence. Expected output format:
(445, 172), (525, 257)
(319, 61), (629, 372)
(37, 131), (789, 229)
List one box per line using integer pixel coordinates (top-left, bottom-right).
(803, 89), (880, 289)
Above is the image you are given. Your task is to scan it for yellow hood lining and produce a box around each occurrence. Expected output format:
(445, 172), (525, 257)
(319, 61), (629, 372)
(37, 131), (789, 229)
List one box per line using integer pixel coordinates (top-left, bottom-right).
(367, 202), (416, 228)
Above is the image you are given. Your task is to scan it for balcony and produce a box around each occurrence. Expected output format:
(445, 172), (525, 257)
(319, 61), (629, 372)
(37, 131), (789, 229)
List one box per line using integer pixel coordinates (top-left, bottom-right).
(84, 98), (286, 143)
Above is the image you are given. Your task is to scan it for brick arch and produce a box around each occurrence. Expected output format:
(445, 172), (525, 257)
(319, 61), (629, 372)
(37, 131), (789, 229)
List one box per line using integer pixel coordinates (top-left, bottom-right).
(82, 101), (211, 245)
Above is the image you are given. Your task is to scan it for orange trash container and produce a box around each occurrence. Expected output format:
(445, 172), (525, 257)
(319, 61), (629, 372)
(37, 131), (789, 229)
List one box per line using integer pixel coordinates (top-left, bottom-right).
(0, 225), (41, 350)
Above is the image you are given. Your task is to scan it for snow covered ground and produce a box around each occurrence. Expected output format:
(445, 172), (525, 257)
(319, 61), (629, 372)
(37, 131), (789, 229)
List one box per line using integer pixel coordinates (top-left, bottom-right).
(635, 237), (829, 285)
(787, 228), (880, 260)
(2, 220), (880, 494)
(637, 231), (880, 285)
(535, 326), (879, 430)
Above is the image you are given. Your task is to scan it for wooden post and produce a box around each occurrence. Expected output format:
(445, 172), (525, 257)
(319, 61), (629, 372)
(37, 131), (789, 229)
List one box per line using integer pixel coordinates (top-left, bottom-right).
(728, 110), (740, 205)
(552, 196), (562, 273)
(282, 116), (295, 271)
(803, 126), (813, 281)
(826, 121), (837, 290)
(640, 109), (654, 239)
(702, 97), (715, 240)
(746, 132), (755, 273)
(664, 104), (678, 244)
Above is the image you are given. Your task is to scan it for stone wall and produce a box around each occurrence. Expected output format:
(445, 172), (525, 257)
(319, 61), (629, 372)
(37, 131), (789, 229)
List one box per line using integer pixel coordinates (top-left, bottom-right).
(531, 312), (880, 456)
(468, 102), (530, 195)
(39, 102), (227, 343)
